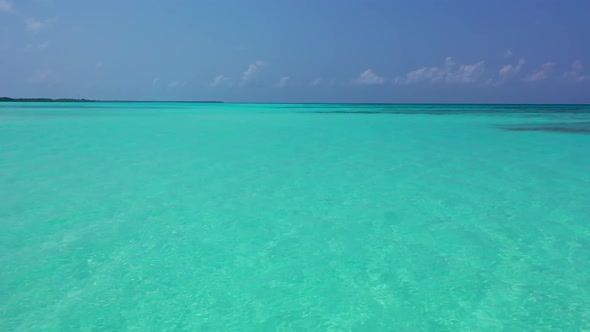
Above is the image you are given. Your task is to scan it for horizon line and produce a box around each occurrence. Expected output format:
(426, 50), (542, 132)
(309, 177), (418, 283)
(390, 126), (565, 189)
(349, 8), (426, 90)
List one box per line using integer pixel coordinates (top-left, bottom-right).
(1, 97), (589, 106)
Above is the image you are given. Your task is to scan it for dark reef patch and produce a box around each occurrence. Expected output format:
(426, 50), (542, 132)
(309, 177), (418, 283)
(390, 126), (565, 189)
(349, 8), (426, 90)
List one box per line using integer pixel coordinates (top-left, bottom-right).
(497, 122), (590, 135)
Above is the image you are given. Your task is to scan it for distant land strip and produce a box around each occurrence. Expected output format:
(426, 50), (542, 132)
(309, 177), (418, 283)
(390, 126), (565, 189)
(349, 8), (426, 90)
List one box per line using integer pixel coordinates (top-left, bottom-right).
(0, 97), (223, 103)
(1, 97), (96, 102)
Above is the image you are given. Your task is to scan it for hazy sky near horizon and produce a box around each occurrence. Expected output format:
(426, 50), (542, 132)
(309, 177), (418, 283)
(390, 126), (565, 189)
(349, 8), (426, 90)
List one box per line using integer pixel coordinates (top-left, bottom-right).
(1, 0), (589, 103)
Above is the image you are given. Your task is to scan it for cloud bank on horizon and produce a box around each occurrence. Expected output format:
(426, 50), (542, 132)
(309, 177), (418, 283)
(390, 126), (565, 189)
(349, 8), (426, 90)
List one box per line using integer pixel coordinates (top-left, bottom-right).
(0, 0), (588, 103)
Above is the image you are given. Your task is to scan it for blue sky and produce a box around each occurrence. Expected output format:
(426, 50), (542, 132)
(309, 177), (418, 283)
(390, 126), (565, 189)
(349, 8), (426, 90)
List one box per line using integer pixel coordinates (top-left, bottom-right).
(0, 0), (589, 103)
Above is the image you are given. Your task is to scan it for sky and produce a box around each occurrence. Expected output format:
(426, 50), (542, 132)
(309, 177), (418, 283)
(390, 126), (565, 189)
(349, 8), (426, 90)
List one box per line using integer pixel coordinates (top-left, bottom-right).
(0, 0), (589, 103)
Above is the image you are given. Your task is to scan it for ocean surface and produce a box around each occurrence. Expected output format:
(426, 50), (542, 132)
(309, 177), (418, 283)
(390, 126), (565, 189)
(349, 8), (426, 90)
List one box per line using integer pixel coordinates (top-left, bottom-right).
(1, 102), (590, 331)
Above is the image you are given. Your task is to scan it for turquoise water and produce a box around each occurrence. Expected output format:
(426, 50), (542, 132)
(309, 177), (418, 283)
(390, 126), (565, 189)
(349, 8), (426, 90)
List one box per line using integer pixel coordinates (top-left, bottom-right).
(1, 103), (590, 331)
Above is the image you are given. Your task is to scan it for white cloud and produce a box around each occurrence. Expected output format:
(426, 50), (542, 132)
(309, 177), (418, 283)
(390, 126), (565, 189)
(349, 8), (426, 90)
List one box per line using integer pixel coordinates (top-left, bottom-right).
(152, 78), (159, 86)
(211, 74), (230, 87)
(24, 17), (56, 32)
(0, 0), (14, 14)
(353, 69), (385, 85)
(25, 18), (45, 31)
(310, 77), (322, 87)
(25, 41), (50, 51)
(563, 60), (588, 83)
(395, 67), (441, 84)
(446, 62), (485, 83)
(168, 81), (179, 88)
(523, 62), (555, 82)
(38, 41), (50, 49)
(274, 76), (290, 88)
(395, 57), (485, 84)
(484, 58), (527, 86)
(499, 58), (526, 78)
(28, 69), (56, 83)
(504, 49), (513, 58)
(240, 60), (264, 86)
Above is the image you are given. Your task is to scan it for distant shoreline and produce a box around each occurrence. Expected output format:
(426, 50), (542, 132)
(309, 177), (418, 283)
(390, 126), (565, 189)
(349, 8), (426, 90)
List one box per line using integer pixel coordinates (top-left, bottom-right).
(0, 97), (223, 103)
(0, 97), (96, 102)
(1, 98), (587, 105)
